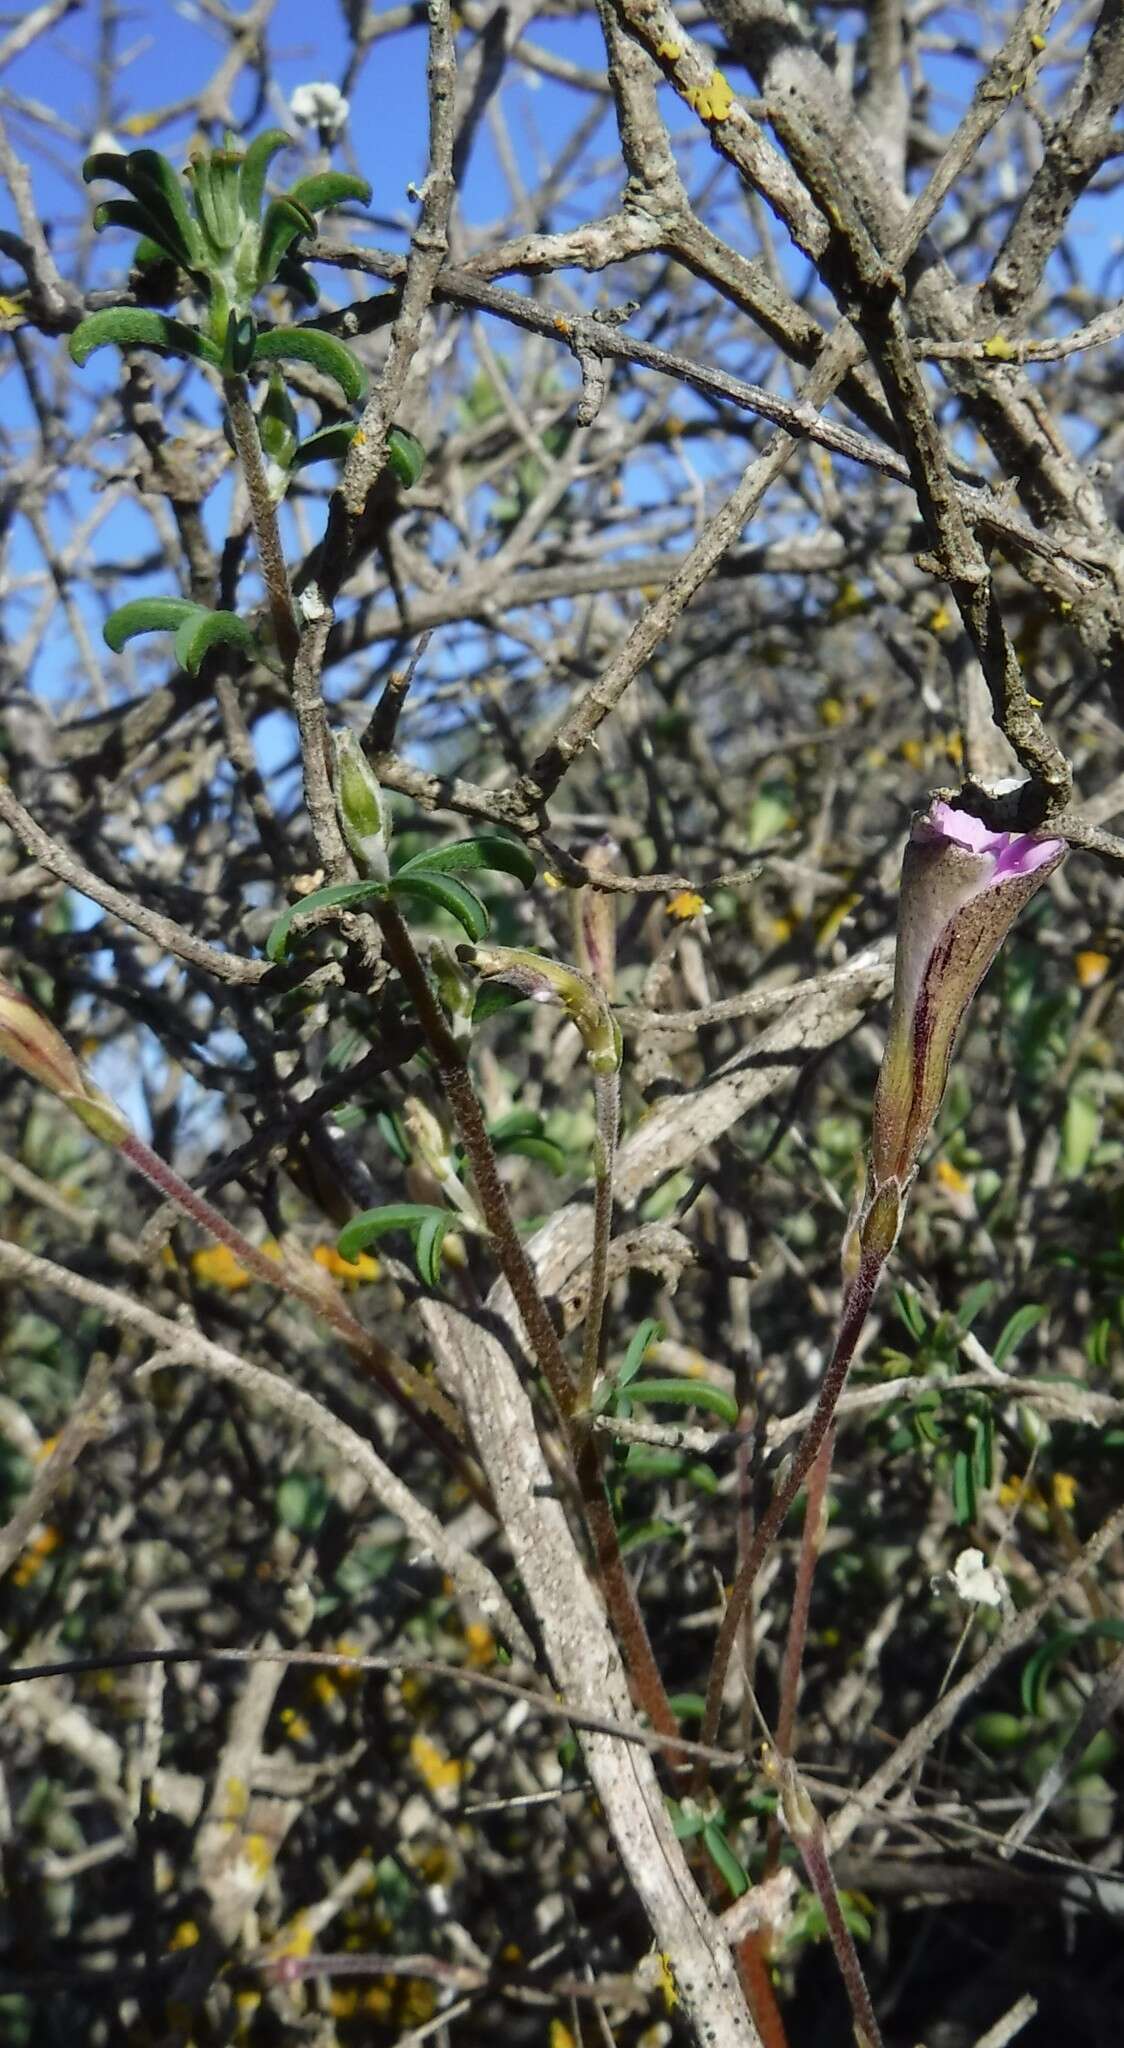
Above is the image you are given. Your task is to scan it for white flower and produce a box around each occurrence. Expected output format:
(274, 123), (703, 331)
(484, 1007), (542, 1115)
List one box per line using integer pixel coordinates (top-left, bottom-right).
(947, 1547), (1005, 1609)
(290, 81), (349, 138)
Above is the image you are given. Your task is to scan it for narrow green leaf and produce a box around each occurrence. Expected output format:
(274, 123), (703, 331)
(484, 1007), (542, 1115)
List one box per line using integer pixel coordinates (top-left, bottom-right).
(83, 151), (131, 187)
(396, 834), (536, 889)
(222, 311), (257, 374)
(703, 1821), (749, 1899)
(274, 254), (320, 307)
(668, 1693), (707, 1723)
(620, 1318), (663, 1386)
(92, 198), (177, 255)
(389, 871), (489, 941)
(172, 608), (256, 675)
(624, 1377), (738, 1426)
(256, 196), (317, 287)
(265, 878), (387, 962)
(127, 149), (202, 267)
(954, 1280), (994, 1335)
(287, 171), (372, 214)
(69, 308), (221, 369)
(618, 1517), (684, 1556)
(1021, 1622), (1124, 1717)
(250, 325), (367, 404)
(952, 1447), (975, 1525)
(387, 425), (426, 487)
(487, 1109), (545, 1143)
(103, 597), (202, 653)
(290, 422), (357, 470)
(993, 1303), (1047, 1370)
(415, 1212), (451, 1288)
(239, 129), (290, 222)
(337, 1203), (455, 1265)
(894, 1286), (928, 1343)
(495, 1134), (565, 1173)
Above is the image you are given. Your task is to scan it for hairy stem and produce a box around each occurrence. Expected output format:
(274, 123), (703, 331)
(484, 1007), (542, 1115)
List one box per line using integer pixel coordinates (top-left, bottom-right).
(223, 374), (299, 668)
(763, 1426), (835, 1880)
(578, 1068), (619, 1409)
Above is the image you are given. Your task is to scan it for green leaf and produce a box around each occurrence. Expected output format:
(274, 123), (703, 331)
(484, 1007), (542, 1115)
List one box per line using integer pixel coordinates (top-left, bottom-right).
(993, 1303), (1047, 1370)
(668, 1692), (707, 1723)
(290, 422), (357, 471)
(276, 1472), (329, 1533)
(287, 171), (372, 214)
(239, 129), (290, 222)
(250, 325), (367, 404)
(970, 1409), (994, 1493)
(415, 1212), (453, 1288)
(222, 311), (257, 374)
(265, 879), (387, 962)
(103, 597), (202, 653)
(1061, 1087), (1100, 1180)
(894, 1287), (928, 1343)
(618, 1517), (684, 1556)
(472, 982), (524, 1024)
(172, 607), (256, 675)
(951, 1447), (975, 1525)
(487, 1109), (545, 1143)
(389, 871), (489, 941)
(702, 1821), (749, 1900)
(395, 834), (536, 889)
(495, 1134), (566, 1173)
(337, 1203), (459, 1266)
(387, 425), (426, 488)
(955, 1280), (994, 1335)
(69, 308), (221, 369)
(274, 253), (320, 307)
(621, 1318), (663, 1387)
(1021, 1621), (1124, 1717)
(376, 1110), (410, 1164)
(83, 150), (132, 186)
(256, 197), (317, 287)
(92, 198), (178, 256)
(126, 149), (202, 268)
(624, 1377), (738, 1426)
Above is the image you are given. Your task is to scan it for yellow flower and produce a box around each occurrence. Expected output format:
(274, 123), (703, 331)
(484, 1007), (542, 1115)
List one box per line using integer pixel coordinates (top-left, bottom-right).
(120, 110), (163, 136)
(819, 695), (846, 725)
(935, 1158), (971, 1198)
(551, 2024), (577, 2048)
(11, 1523), (61, 1587)
(191, 1244), (252, 1291)
(998, 1476), (1046, 1513)
(1052, 1471), (1078, 1513)
(313, 1243), (380, 1284)
(899, 737), (926, 769)
(168, 1921), (200, 1951)
(410, 1732), (464, 1795)
(464, 1621), (495, 1668)
(667, 889), (705, 921)
(1075, 950), (1110, 990)
(926, 604), (953, 634)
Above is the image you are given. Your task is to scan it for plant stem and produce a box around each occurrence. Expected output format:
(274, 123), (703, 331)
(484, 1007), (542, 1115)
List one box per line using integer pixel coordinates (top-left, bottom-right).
(699, 1245), (887, 1760)
(763, 1425), (834, 1881)
(779, 1758), (885, 2048)
(578, 1068), (619, 1410)
(375, 899), (680, 1746)
(223, 374), (299, 668)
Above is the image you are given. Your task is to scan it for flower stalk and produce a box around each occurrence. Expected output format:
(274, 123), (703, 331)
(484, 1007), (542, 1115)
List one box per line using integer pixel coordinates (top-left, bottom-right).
(700, 798), (1065, 1760)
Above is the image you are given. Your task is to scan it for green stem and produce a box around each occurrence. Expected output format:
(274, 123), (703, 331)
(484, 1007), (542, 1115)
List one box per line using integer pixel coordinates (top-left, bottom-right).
(578, 1068), (619, 1410)
(375, 900), (679, 1746)
(223, 373), (299, 668)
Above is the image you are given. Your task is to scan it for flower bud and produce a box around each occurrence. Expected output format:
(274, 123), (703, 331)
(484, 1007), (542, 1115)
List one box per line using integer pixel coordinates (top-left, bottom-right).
(872, 800), (1064, 1191)
(572, 837), (619, 998)
(0, 975), (131, 1145)
(459, 945), (622, 1074)
(333, 730), (390, 880)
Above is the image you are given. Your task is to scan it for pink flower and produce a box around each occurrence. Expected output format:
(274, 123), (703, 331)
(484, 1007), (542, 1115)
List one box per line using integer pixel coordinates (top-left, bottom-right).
(869, 800), (1065, 1196)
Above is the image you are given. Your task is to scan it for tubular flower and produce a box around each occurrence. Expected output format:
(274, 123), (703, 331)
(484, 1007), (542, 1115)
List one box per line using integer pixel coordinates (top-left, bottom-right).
(871, 800), (1064, 1198)
(0, 975), (131, 1145)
